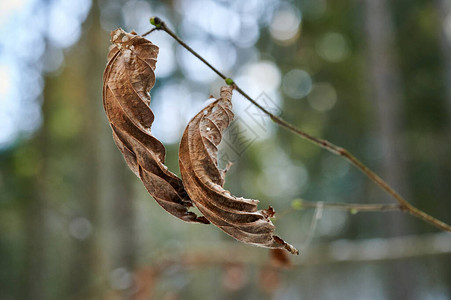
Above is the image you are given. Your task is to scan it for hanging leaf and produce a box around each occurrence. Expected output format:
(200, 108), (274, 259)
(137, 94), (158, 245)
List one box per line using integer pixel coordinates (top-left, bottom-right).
(103, 28), (208, 224)
(179, 86), (299, 254)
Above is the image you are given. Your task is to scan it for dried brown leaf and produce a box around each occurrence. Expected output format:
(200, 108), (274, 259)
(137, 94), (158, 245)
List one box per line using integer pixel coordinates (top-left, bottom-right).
(179, 86), (299, 254)
(103, 28), (208, 224)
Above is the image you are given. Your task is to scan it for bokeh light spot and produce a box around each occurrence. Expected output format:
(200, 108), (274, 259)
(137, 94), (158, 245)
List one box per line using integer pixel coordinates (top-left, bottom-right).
(307, 82), (337, 111)
(316, 32), (350, 63)
(245, 61), (281, 92)
(282, 69), (312, 99)
(69, 217), (92, 240)
(269, 4), (301, 42)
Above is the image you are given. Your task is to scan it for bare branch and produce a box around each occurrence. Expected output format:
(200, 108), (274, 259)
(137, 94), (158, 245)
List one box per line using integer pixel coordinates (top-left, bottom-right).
(294, 200), (400, 212)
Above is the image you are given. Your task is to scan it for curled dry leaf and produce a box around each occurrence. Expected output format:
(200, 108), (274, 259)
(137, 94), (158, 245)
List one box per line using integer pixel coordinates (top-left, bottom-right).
(179, 86), (299, 254)
(103, 28), (208, 224)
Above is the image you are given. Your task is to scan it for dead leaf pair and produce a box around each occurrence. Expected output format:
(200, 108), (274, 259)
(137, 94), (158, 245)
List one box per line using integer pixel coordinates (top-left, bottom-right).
(103, 28), (298, 255)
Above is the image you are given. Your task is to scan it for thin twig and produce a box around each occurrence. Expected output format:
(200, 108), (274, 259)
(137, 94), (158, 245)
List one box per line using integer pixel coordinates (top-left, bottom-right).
(143, 18), (451, 232)
(299, 200), (400, 211)
(274, 201), (401, 221)
(141, 27), (158, 37)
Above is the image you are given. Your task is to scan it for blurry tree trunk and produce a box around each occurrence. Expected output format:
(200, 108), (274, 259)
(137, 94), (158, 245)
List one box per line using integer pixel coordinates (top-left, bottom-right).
(111, 155), (136, 269)
(106, 149), (137, 298)
(67, 1), (137, 298)
(22, 1), (51, 298)
(436, 0), (451, 137)
(22, 68), (52, 300)
(364, 0), (409, 220)
(66, 2), (107, 298)
(364, 0), (418, 299)
(435, 7), (451, 290)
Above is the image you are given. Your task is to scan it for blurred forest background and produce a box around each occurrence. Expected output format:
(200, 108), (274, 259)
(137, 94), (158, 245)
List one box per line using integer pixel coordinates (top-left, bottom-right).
(1, 0), (451, 299)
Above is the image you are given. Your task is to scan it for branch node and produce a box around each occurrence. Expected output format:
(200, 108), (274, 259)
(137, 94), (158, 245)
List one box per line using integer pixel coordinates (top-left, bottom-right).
(399, 204), (409, 212)
(225, 78), (234, 85)
(336, 147), (347, 156)
(291, 199), (303, 210)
